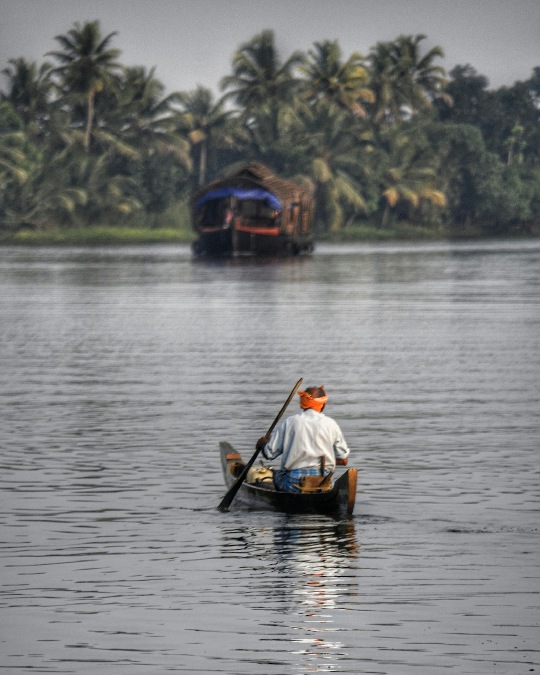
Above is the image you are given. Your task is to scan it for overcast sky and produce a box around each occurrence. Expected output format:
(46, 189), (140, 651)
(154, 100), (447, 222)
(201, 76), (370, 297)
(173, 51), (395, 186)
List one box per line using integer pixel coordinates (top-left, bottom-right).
(1, 0), (539, 96)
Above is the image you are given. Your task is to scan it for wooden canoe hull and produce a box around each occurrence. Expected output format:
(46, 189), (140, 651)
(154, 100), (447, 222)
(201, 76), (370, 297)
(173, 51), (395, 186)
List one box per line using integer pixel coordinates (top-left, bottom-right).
(220, 441), (358, 516)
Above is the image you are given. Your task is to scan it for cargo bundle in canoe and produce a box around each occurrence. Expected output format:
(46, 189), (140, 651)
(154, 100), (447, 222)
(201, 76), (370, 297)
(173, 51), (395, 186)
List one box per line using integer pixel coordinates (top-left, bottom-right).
(220, 441), (358, 516)
(191, 163), (314, 257)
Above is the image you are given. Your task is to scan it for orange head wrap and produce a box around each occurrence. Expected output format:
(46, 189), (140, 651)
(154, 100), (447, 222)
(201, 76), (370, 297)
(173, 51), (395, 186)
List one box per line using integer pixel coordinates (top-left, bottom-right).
(298, 387), (328, 413)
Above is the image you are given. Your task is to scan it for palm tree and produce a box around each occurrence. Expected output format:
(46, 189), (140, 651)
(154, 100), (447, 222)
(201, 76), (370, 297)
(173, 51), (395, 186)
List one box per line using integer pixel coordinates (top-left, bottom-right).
(27, 184), (89, 229)
(300, 40), (374, 117)
(0, 101), (91, 230)
(220, 31), (308, 153)
(0, 102), (32, 229)
(377, 128), (446, 227)
(233, 97), (310, 177)
(0, 130), (29, 212)
(112, 66), (190, 165)
(0, 130), (28, 186)
(175, 86), (232, 186)
(368, 35), (449, 125)
(220, 30), (304, 111)
(1, 58), (52, 137)
(299, 100), (370, 233)
(395, 35), (450, 112)
(115, 67), (177, 139)
(47, 20), (122, 152)
(368, 40), (405, 125)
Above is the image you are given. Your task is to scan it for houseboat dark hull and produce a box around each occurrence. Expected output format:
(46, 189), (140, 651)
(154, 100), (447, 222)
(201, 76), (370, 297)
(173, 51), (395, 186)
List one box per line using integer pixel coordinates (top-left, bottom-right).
(220, 442), (358, 516)
(192, 227), (313, 257)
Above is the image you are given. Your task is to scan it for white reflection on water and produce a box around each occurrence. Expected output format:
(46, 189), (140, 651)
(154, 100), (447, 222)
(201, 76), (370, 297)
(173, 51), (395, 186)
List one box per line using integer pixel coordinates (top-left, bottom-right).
(221, 518), (359, 674)
(286, 523), (357, 673)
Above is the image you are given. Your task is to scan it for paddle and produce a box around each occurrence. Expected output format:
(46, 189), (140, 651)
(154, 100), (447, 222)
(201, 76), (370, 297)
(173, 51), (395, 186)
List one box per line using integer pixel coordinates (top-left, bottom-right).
(217, 377), (303, 512)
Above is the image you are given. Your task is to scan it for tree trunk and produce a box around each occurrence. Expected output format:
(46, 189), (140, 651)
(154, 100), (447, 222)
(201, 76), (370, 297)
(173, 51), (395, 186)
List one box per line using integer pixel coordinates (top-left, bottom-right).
(84, 91), (95, 153)
(198, 139), (207, 187)
(380, 202), (391, 228)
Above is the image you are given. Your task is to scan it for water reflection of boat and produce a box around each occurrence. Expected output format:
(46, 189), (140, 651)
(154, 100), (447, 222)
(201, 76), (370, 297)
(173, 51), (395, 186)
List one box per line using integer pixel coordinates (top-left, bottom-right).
(277, 520), (359, 670)
(191, 163), (314, 257)
(220, 518), (359, 672)
(220, 442), (358, 516)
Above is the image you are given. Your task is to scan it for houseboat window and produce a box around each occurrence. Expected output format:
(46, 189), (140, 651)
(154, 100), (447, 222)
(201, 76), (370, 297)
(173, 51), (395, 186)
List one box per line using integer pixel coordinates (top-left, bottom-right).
(238, 200), (277, 218)
(238, 200), (257, 217)
(204, 200), (221, 219)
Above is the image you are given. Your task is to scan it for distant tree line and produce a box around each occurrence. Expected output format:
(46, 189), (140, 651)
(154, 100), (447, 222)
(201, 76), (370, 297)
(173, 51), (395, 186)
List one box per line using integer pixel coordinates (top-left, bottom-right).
(1, 20), (539, 237)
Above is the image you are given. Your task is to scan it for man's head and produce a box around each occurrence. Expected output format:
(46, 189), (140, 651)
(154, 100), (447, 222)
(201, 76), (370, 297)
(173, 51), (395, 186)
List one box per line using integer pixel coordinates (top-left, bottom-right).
(298, 386), (328, 412)
(305, 386), (326, 398)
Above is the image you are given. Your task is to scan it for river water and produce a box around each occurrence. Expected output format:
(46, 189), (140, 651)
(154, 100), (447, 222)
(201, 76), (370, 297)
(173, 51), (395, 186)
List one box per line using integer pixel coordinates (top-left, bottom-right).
(1, 240), (539, 674)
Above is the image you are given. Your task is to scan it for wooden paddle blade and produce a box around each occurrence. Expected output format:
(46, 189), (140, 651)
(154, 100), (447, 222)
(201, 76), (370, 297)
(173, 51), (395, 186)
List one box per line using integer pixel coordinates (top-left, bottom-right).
(217, 461), (254, 512)
(217, 377), (302, 512)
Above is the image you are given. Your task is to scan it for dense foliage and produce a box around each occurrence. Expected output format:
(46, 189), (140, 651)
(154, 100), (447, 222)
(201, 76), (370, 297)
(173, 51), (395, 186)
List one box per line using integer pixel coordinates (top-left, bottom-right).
(1, 21), (539, 238)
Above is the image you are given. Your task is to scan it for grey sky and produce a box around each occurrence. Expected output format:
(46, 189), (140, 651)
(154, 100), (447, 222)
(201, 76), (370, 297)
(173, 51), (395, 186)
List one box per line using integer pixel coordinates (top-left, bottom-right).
(1, 0), (539, 95)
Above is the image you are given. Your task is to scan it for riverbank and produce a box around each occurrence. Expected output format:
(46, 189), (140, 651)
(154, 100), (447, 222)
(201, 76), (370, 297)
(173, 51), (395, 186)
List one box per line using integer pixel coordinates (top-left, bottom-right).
(0, 221), (537, 246)
(0, 226), (195, 247)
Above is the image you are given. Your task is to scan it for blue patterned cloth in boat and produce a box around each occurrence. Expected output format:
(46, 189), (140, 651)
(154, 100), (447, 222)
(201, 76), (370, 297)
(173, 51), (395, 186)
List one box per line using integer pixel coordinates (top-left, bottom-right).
(273, 467), (331, 493)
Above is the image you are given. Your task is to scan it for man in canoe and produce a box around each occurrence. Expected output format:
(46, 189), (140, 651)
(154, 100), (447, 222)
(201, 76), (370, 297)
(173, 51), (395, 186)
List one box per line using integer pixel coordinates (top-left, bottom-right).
(256, 386), (350, 493)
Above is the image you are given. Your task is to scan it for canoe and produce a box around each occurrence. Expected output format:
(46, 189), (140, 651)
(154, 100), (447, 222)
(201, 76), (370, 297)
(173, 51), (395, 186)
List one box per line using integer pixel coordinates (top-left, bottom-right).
(220, 441), (358, 516)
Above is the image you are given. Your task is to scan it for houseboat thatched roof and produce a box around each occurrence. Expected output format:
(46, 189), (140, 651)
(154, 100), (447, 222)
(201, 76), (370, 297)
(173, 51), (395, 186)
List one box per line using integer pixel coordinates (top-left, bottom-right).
(192, 163), (312, 212)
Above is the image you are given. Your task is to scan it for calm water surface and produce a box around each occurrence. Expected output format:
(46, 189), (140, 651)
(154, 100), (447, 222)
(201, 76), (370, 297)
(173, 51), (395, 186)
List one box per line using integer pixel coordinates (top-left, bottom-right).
(1, 240), (539, 674)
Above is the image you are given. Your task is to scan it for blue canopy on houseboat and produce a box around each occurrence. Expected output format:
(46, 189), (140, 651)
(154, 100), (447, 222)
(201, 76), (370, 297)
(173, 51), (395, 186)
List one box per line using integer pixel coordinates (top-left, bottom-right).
(195, 187), (282, 211)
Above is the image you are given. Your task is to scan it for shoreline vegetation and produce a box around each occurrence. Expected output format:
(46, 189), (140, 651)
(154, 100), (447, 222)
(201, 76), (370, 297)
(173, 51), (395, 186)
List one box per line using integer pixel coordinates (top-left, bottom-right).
(1, 21), (539, 241)
(1, 218), (537, 247)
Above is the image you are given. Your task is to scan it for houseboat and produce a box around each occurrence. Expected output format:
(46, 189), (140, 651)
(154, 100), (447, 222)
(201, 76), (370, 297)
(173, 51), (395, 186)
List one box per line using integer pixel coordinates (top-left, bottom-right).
(191, 163), (314, 256)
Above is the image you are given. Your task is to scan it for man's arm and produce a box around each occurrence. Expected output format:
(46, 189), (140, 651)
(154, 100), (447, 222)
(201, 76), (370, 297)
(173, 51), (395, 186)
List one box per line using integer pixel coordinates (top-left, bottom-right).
(333, 422), (350, 464)
(257, 421), (285, 460)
